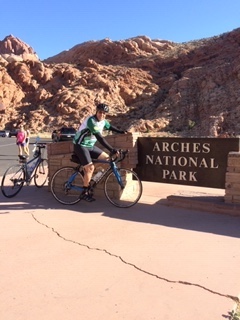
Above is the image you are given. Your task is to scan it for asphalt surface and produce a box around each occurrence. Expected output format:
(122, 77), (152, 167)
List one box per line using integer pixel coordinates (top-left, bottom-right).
(0, 137), (19, 176)
(1, 176), (240, 320)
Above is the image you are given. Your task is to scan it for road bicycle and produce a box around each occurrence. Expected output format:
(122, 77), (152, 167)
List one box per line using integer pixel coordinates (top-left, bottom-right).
(50, 150), (142, 208)
(1, 142), (48, 198)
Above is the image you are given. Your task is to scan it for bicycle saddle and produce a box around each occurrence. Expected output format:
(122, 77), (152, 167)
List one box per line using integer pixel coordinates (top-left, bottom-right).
(18, 155), (27, 160)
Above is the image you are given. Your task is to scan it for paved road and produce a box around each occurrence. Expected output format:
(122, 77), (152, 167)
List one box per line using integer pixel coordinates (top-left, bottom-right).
(0, 137), (51, 176)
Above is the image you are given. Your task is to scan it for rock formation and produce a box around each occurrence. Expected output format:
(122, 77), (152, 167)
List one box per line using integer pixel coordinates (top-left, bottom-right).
(0, 35), (39, 62)
(1, 29), (240, 137)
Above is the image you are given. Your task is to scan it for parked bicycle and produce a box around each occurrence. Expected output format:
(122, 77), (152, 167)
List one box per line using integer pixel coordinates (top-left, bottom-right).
(50, 150), (142, 208)
(1, 141), (48, 198)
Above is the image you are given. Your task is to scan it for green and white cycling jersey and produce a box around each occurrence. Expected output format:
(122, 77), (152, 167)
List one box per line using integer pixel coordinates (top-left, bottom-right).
(73, 116), (111, 148)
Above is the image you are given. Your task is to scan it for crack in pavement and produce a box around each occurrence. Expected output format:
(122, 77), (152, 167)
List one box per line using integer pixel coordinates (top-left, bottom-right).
(31, 212), (239, 303)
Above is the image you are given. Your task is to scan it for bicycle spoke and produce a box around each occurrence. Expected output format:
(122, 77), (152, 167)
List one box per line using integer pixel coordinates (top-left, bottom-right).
(104, 168), (142, 208)
(34, 159), (48, 187)
(1, 165), (25, 198)
(50, 167), (84, 205)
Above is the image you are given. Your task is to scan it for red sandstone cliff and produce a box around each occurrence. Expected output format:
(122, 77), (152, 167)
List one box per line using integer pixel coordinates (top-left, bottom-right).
(1, 29), (240, 137)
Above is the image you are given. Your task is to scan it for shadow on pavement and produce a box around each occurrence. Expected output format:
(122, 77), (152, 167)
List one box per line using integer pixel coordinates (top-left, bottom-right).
(0, 184), (240, 239)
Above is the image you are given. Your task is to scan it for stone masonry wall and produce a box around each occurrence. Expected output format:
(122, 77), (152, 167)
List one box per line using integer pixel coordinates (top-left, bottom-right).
(225, 152), (240, 204)
(47, 132), (140, 196)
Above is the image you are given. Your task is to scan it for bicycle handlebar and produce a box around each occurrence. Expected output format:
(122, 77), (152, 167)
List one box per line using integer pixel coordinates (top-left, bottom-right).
(35, 143), (46, 149)
(32, 143), (46, 158)
(110, 149), (129, 162)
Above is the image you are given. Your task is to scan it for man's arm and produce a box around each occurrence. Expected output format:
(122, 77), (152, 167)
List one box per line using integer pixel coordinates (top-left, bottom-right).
(94, 132), (117, 154)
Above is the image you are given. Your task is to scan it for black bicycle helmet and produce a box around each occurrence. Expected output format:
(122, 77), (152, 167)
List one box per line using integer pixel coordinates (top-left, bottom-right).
(96, 103), (109, 113)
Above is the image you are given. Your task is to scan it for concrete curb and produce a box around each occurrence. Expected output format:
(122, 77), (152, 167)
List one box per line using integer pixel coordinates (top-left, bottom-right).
(166, 194), (240, 216)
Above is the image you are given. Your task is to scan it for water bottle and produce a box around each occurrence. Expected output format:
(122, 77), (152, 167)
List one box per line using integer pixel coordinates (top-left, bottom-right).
(32, 144), (37, 155)
(92, 170), (104, 182)
(32, 137), (40, 157)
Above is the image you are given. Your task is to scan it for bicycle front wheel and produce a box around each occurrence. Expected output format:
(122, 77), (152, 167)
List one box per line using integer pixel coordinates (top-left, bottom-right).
(104, 168), (142, 208)
(34, 159), (48, 187)
(1, 165), (25, 198)
(50, 166), (84, 205)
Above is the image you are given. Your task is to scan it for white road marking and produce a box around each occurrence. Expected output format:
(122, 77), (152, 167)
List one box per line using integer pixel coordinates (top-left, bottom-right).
(0, 143), (16, 148)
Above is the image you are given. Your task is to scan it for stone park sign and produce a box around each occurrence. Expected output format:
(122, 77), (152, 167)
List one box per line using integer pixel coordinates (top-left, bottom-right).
(135, 137), (240, 189)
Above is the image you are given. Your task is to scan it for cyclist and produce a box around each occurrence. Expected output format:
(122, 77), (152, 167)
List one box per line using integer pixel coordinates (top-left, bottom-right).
(73, 103), (127, 202)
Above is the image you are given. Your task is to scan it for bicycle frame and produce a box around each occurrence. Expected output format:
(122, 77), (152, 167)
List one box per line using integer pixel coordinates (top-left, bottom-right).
(17, 144), (43, 178)
(66, 156), (124, 193)
(65, 171), (81, 192)
(24, 156), (42, 182)
(94, 159), (123, 187)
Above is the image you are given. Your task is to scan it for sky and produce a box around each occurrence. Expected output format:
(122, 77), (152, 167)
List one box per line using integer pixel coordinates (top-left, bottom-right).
(1, 0), (240, 60)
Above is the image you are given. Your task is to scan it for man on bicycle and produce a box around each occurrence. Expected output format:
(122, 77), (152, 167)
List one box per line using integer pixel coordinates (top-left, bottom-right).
(73, 103), (127, 202)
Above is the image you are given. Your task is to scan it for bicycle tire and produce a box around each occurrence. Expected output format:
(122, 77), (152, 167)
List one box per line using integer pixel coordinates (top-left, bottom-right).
(34, 159), (48, 187)
(50, 166), (84, 205)
(1, 164), (25, 198)
(104, 168), (142, 208)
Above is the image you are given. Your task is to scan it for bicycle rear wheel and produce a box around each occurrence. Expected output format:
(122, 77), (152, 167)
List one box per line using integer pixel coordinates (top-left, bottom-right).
(1, 165), (25, 198)
(34, 159), (48, 187)
(50, 166), (84, 205)
(104, 168), (142, 208)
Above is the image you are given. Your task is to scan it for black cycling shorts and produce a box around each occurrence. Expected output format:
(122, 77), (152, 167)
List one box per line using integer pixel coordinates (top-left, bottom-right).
(74, 144), (103, 166)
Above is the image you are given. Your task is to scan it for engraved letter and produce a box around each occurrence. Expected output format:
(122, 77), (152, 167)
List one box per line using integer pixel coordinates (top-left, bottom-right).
(193, 143), (201, 153)
(189, 157), (198, 167)
(155, 156), (163, 165)
(169, 171), (177, 180)
(179, 171), (187, 180)
(210, 158), (219, 168)
(171, 142), (179, 152)
(189, 171), (197, 181)
(146, 155), (153, 164)
(153, 142), (160, 151)
(202, 143), (211, 153)
(178, 157), (188, 167)
(162, 142), (170, 152)
(163, 169), (170, 179)
(199, 158), (208, 168)
(181, 143), (190, 152)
